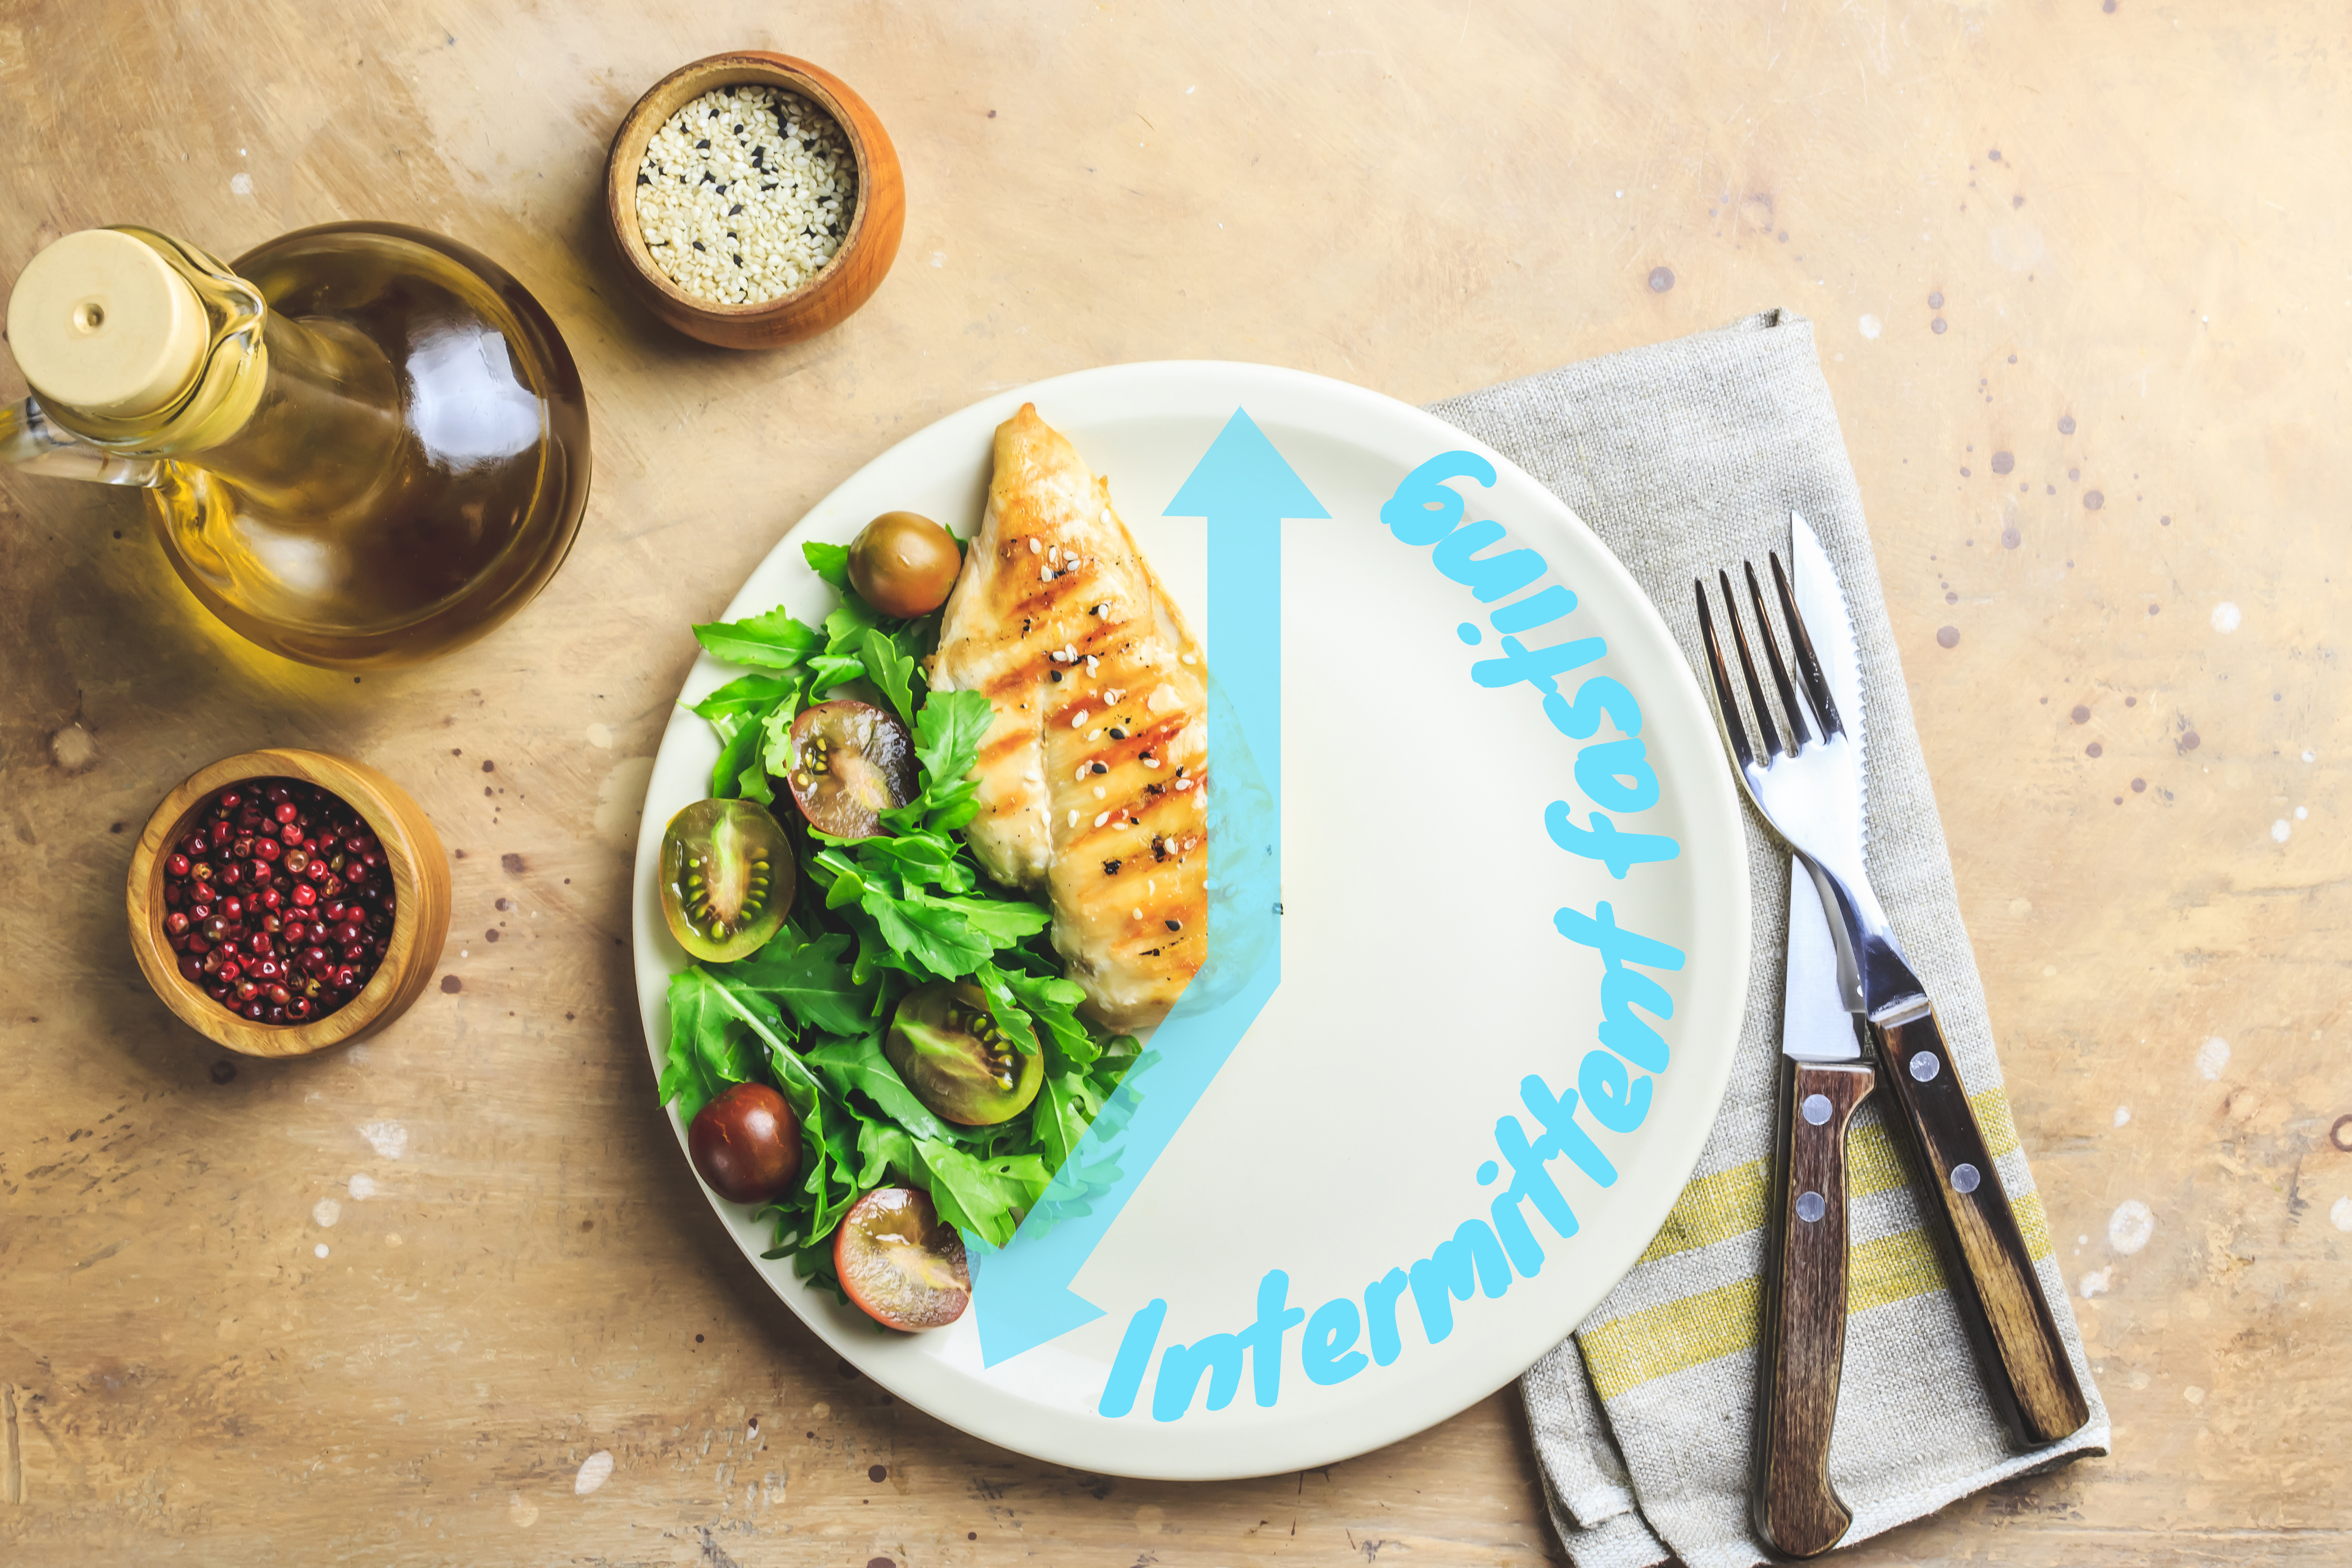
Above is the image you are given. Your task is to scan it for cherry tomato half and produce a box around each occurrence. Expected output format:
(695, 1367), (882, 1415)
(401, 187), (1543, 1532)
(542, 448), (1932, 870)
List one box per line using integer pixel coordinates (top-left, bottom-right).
(659, 799), (795, 961)
(688, 1082), (804, 1205)
(887, 979), (1043, 1126)
(834, 1186), (970, 1331)
(784, 699), (916, 840)
(847, 511), (962, 619)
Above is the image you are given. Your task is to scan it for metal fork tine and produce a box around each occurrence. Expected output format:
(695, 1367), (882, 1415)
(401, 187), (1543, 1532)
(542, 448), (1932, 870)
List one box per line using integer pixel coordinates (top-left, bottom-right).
(1719, 570), (1785, 759)
(1769, 551), (1843, 740)
(1692, 578), (1756, 771)
(1743, 560), (1812, 750)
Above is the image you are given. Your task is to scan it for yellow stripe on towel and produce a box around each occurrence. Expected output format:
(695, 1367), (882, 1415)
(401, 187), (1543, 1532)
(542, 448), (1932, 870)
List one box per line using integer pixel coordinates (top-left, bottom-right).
(1580, 1087), (2050, 1403)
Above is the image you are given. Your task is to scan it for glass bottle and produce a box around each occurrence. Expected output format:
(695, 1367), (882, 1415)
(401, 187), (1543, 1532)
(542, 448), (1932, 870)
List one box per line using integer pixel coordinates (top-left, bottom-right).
(1, 224), (591, 668)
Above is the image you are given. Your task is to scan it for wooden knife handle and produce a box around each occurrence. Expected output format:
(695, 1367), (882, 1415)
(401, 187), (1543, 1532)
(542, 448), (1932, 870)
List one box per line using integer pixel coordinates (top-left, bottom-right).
(1869, 1002), (2090, 1446)
(1752, 1057), (1875, 1559)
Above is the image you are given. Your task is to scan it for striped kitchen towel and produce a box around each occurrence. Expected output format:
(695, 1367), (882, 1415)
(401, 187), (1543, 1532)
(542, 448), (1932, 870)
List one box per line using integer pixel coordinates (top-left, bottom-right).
(1428, 311), (2109, 1568)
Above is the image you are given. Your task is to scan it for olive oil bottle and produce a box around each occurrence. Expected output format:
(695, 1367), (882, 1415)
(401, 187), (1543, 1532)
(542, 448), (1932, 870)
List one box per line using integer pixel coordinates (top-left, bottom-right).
(0, 224), (590, 668)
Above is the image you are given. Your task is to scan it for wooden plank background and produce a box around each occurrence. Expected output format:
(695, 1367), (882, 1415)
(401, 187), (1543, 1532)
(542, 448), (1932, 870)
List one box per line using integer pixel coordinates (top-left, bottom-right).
(1, 2), (2344, 1562)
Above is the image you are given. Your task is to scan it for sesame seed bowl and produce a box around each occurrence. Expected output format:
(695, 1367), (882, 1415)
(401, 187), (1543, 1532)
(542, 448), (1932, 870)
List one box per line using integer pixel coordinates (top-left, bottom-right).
(604, 52), (904, 350)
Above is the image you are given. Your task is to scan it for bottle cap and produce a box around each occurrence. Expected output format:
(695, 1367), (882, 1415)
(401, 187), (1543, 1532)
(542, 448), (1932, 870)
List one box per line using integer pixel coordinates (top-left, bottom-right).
(6, 229), (209, 419)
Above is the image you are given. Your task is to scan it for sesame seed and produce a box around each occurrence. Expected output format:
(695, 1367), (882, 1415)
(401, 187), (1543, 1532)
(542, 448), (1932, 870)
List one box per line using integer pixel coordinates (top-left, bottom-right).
(1075, 763), (1092, 781)
(1028, 536), (1042, 555)
(634, 83), (856, 306)
(1071, 711), (1088, 727)
(1179, 651), (1197, 665)
(1040, 566), (1055, 582)
(1093, 787), (1107, 801)
(1133, 907), (1143, 919)
(1068, 810), (1080, 828)
(1101, 509), (1113, 524)
(1089, 729), (1105, 742)
(1095, 811), (1111, 825)
(1142, 757), (1160, 768)
(1048, 544), (1062, 563)
(1176, 779), (1193, 791)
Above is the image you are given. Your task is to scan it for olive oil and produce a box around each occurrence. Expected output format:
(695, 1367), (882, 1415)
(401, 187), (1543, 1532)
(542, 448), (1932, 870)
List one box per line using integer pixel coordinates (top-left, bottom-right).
(2, 224), (590, 668)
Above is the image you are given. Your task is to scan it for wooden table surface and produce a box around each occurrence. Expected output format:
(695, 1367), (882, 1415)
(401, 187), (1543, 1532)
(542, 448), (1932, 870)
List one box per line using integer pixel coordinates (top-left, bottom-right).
(3, 3), (2344, 1563)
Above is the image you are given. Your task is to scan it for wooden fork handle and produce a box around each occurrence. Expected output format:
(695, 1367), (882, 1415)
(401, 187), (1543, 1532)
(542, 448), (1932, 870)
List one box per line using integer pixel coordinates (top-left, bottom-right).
(1868, 1002), (2091, 1447)
(1752, 1058), (1874, 1559)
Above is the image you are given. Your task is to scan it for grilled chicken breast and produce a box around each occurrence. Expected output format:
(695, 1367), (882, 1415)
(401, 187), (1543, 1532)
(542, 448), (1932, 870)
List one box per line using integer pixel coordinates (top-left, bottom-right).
(929, 405), (1208, 1031)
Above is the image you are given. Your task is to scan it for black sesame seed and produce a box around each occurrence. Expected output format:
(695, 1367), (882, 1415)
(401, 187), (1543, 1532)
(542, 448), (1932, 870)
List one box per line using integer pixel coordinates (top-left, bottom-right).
(1165, 919), (1181, 932)
(732, 254), (743, 267)
(692, 239), (706, 251)
(729, 203), (744, 215)
(1109, 727), (1127, 739)
(696, 138), (711, 149)
(1049, 670), (1063, 682)
(636, 172), (651, 186)
(1091, 762), (1108, 775)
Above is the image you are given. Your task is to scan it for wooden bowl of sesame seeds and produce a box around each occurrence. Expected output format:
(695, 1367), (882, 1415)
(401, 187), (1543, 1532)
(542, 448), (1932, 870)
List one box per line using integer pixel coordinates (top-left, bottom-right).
(605, 52), (904, 349)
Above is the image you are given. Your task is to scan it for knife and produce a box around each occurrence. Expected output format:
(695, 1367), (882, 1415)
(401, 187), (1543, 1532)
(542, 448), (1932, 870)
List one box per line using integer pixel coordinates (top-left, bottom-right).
(1750, 515), (1876, 1559)
(1756, 510), (2088, 1476)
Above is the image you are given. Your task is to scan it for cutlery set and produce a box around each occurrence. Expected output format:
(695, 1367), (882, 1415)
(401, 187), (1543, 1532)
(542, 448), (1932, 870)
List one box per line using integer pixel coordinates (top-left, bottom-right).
(1693, 516), (2090, 1557)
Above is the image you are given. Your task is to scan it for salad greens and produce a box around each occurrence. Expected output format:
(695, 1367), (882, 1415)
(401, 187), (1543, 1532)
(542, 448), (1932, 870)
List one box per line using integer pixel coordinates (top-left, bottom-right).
(662, 540), (1139, 1292)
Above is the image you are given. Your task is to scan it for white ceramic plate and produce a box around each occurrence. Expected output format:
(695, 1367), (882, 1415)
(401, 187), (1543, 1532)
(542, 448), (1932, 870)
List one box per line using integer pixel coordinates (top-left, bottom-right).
(632, 361), (1749, 1480)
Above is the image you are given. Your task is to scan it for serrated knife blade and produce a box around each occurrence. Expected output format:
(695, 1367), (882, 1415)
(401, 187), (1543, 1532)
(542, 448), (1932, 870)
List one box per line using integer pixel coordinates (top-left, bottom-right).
(1780, 512), (1867, 1059)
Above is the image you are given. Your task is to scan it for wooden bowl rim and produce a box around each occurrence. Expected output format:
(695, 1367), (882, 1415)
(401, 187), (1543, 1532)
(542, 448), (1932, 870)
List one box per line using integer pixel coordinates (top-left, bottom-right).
(605, 50), (894, 321)
(126, 749), (444, 1058)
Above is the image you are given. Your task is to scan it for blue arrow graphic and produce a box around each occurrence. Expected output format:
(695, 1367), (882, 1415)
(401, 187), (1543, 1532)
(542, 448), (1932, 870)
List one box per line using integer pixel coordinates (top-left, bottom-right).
(970, 409), (1328, 1367)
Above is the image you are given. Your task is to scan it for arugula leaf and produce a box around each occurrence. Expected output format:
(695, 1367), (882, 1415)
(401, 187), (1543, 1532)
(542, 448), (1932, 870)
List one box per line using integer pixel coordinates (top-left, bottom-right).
(661, 966), (761, 1120)
(914, 1142), (1052, 1249)
(806, 652), (869, 697)
(695, 606), (824, 670)
(1003, 968), (1098, 1065)
(860, 626), (921, 728)
(804, 1031), (959, 1145)
(757, 693), (807, 785)
(968, 961), (1039, 1053)
(855, 1118), (918, 1189)
(853, 831), (975, 894)
(803, 539), (853, 594)
(710, 705), (769, 800)
(691, 672), (799, 725)
(863, 889), (994, 978)
(1031, 1069), (1091, 1175)
(718, 931), (875, 1037)
(931, 893), (1052, 946)
(914, 689), (994, 787)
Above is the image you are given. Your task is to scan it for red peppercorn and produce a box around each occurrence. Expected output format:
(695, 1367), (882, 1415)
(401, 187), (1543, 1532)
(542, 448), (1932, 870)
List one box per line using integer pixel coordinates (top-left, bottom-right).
(162, 777), (392, 1027)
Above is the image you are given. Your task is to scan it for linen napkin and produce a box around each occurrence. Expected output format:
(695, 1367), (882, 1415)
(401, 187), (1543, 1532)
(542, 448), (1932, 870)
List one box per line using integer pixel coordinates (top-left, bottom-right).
(1425, 311), (2109, 1568)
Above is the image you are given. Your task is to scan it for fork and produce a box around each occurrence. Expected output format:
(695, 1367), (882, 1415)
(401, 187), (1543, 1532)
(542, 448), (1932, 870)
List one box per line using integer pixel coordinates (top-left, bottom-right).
(1694, 557), (2090, 1450)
